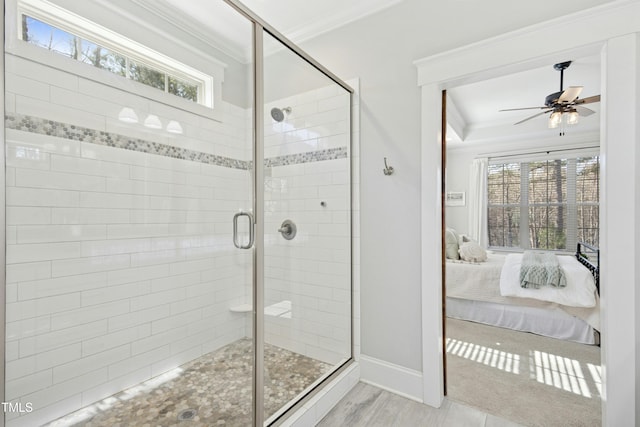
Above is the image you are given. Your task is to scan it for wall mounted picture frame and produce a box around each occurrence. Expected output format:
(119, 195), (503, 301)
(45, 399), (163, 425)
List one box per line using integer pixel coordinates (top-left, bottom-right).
(446, 191), (466, 206)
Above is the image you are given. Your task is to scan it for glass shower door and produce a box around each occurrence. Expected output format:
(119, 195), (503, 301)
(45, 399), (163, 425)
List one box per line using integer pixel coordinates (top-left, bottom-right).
(3, 1), (256, 425)
(260, 30), (352, 423)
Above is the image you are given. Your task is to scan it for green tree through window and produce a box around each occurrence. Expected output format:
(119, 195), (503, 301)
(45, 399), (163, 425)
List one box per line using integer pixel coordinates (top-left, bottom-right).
(488, 155), (599, 250)
(22, 15), (199, 103)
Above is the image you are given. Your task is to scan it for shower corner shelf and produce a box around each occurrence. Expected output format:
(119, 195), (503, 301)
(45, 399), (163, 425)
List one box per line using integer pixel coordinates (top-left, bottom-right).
(229, 301), (292, 317)
(229, 304), (252, 313)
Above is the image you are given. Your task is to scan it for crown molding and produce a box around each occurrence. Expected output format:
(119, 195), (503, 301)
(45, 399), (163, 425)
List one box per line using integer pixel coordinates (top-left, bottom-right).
(125, 0), (249, 64)
(110, 0), (404, 64)
(286, 0), (404, 44)
(414, 0), (640, 87)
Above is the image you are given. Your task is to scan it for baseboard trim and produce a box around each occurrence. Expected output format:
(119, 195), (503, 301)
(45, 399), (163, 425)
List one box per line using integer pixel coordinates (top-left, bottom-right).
(359, 355), (423, 402)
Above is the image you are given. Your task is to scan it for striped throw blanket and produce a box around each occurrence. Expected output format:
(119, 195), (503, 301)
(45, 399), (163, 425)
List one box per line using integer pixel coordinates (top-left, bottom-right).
(519, 251), (567, 289)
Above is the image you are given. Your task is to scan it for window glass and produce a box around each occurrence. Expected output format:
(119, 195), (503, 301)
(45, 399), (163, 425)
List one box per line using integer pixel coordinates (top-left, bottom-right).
(79, 39), (126, 76)
(168, 75), (198, 102)
(487, 155), (599, 250)
(488, 206), (520, 247)
(576, 157), (599, 203)
(488, 163), (521, 248)
(23, 15), (77, 58)
(576, 157), (600, 246)
(21, 14), (201, 104)
(528, 160), (567, 250)
(129, 60), (166, 91)
(529, 206), (567, 250)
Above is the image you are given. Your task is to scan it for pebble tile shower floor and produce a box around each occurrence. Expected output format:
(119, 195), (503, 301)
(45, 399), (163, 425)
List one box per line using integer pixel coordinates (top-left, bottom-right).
(46, 339), (331, 426)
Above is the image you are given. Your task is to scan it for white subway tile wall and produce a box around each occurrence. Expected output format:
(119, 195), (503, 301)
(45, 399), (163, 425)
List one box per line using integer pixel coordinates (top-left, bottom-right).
(264, 88), (352, 365)
(4, 49), (352, 426)
(5, 55), (253, 426)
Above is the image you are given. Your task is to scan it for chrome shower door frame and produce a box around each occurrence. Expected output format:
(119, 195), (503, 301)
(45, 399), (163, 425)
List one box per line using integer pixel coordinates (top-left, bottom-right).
(252, 22), (266, 427)
(224, 1), (355, 425)
(0, 3), (6, 426)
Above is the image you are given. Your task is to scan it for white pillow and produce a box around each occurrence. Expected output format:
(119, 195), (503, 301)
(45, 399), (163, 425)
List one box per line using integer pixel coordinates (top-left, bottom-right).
(445, 228), (460, 260)
(458, 234), (472, 247)
(458, 240), (488, 262)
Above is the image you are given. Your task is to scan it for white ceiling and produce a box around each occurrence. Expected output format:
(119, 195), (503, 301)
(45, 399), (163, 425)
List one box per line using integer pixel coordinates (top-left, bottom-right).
(143, 0), (403, 63)
(135, 0), (602, 146)
(239, 0), (404, 44)
(447, 55), (601, 146)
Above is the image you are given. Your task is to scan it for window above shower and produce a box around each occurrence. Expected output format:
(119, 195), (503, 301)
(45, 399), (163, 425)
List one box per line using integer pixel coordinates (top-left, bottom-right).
(9, 0), (226, 120)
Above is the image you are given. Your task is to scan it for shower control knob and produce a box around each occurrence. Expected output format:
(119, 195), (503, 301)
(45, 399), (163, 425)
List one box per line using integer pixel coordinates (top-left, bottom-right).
(278, 219), (297, 240)
(278, 224), (291, 233)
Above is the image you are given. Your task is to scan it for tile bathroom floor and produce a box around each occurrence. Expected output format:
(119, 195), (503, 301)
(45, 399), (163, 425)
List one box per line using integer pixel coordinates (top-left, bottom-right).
(47, 338), (331, 427)
(318, 382), (525, 427)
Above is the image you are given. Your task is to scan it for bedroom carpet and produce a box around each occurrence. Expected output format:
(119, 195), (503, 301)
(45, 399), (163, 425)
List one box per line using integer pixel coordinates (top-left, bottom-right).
(446, 317), (601, 427)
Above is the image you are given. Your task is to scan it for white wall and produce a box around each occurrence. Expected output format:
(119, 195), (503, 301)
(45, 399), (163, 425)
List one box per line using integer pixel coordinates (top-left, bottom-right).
(294, 0), (614, 375)
(444, 149), (474, 234)
(600, 32), (639, 426)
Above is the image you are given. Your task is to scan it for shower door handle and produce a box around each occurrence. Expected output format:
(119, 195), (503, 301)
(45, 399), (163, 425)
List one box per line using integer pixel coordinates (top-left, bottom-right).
(233, 211), (255, 249)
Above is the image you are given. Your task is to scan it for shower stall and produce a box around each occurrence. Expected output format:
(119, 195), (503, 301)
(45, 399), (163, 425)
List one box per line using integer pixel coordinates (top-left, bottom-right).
(2, 0), (354, 425)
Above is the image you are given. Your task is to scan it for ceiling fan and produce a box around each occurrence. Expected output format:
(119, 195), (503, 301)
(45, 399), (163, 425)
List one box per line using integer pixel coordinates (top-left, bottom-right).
(499, 61), (600, 133)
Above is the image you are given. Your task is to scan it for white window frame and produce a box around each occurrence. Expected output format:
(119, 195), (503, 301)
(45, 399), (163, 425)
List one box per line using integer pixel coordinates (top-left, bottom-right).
(487, 151), (599, 252)
(11, 0), (225, 119)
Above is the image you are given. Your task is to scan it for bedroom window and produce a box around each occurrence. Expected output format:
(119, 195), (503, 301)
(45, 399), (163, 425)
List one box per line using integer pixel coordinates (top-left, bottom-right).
(487, 155), (599, 251)
(575, 157), (600, 245)
(487, 162), (521, 247)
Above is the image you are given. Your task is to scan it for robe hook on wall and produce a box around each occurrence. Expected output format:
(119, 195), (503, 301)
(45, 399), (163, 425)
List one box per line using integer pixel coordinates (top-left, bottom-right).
(383, 157), (394, 175)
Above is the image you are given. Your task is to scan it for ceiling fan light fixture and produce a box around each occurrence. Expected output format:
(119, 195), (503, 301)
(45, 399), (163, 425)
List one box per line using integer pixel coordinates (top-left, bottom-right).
(501, 60), (600, 133)
(566, 110), (579, 125)
(548, 111), (562, 129)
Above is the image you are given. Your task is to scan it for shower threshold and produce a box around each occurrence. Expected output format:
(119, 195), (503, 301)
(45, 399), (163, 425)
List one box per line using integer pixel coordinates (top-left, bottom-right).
(46, 339), (331, 426)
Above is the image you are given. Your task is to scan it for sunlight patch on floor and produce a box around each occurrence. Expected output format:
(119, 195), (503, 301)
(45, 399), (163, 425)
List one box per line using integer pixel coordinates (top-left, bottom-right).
(46, 368), (184, 426)
(446, 337), (520, 374)
(587, 363), (602, 396)
(529, 350), (593, 398)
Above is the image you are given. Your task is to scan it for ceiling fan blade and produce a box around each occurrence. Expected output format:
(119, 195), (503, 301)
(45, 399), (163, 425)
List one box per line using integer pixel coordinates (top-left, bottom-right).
(575, 106), (596, 116)
(499, 106), (547, 112)
(574, 95), (601, 105)
(559, 86), (583, 103)
(514, 110), (552, 125)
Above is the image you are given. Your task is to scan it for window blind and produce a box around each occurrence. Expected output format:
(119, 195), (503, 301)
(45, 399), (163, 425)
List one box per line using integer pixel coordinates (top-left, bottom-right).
(487, 154), (599, 250)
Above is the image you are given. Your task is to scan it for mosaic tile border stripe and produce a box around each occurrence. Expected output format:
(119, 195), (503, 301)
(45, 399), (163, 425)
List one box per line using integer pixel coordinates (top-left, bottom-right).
(265, 147), (347, 168)
(5, 113), (250, 170)
(5, 113), (348, 168)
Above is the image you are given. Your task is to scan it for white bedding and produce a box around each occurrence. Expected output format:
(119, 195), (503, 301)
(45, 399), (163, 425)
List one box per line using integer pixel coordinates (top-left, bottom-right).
(500, 253), (597, 308)
(446, 254), (506, 302)
(446, 298), (598, 344)
(446, 252), (600, 332)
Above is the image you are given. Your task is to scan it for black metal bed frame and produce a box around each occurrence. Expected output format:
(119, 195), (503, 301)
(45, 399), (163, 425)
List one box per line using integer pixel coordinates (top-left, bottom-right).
(576, 242), (600, 294)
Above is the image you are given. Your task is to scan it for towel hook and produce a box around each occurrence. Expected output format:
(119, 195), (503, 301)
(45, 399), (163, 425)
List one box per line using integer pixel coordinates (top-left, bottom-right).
(383, 157), (394, 175)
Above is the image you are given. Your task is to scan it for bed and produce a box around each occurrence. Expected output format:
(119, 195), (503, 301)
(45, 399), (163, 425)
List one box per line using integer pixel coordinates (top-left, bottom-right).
(445, 241), (600, 345)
